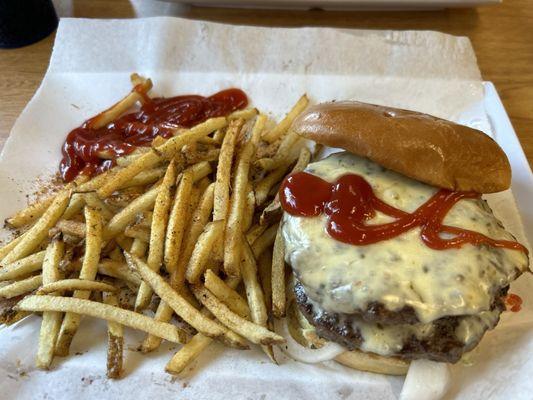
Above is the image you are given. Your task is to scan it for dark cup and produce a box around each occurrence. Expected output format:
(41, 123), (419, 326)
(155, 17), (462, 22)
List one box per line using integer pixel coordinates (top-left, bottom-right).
(0, 0), (58, 49)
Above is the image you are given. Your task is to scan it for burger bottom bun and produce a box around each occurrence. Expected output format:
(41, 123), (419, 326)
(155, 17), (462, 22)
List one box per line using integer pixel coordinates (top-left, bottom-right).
(335, 350), (409, 376)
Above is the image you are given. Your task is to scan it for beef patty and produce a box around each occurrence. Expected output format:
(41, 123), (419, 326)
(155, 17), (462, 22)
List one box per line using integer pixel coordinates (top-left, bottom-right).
(294, 280), (508, 363)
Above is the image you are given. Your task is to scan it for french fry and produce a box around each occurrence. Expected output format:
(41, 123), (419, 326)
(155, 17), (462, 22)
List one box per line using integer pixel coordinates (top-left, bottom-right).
(56, 207), (103, 356)
(83, 192), (114, 221)
(142, 184), (213, 352)
(129, 238), (148, 258)
(271, 227), (287, 318)
(223, 121), (257, 277)
(87, 77), (152, 129)
(258, 249), (273, 312)
(254, 156), (298, 206)
(98, 117), (226, 197)
(102, 280), (124, 379)
(185, 220), (224, 284)
(214, 119), (241, 222)
(242, 184), (256, 233)
(204, 270), (250, 319)
(124, 225), (150, 242)
(163, 169), (193, 275)
(0, 275), (42, 298)
(245, 224), (268, 246)
(2, 191), (70, 264)
(256, 130), (300, 172)
(103, 184), (159, 240)
(0, 250), (46, 281)
(189, 160), (213, 182)
(165, 333), (213, 375)
(98, 259), (142, 287)
(118, 167), (167, 189)
(115, 148), (151, 167)
(251, 223), (278, 258)
(55, 220), (86, 238)
(17, 296), (187, 344)
(171, 183), (214, 287)
(192, 285), (284, 345)
(290, 146), (312, 174)
(5, 175), (86, 229)
(36, 238), (64, 369)
(241, 238), (268, 327)
(0, 296), (29, 325)
(135, 161), (178, 311)
(125, 253), (227, 339)
(258, 147), (311, 226)
(228, 108), (258, 121)
(140, 302), (175, 353)
(37, 279), (117, 295)
(262, 94), (309, 143)
(0, 234), (26, 262)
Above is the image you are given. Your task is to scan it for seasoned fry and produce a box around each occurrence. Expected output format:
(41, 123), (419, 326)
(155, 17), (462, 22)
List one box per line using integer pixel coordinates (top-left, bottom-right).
(124, 225), (150, 242)
(37, 279), (117, 295)
(56, 207), (103, 356)
(98, 259), (142, 287)
(5, 175), (86, 229)
(192, 285), (284, 345)
(290, 146), (312, 174)
(171, 183), (215, 287)
(141, 184), (213, 352)
(256, 130), (300, 172)
(0, 250), (46, 281)
(204, 270), (250, 319)
(83, 192), (114, 221)
(251, 223), (278, 258)
(0, 234), (26, 262)
(242, 184), (256, 233)
(258, 249), (273, 311)
(140, 302), (175, 353)
(135, 161), (179, 311)
(186, 220), (224, 284)
(224, 121), (257, 277)
(165, 333), (213, 375)
(241, 238), (268, 327)
(103, 184), (159, 240)
(0, 296), (29, 325)
(250, 114), (267, 146)
(87, 77), (152, 129)
(129, 238), (147, 258)
(0, 275), (42, 298)
(245, 224), (268, 246)
(262, 94), (309, 143)
(228, 108), (258, 121)
(2, 191), (70, 264)
(103, 282), (124, 379)
(117, 167), (166, 189)
(214, 119), (241, 222)
(17, 296), (186, 344)
(189, 161), (213, 182)
(55, 220), (86, 238)
(36, 238), (64, 369)
(271, 228), (286, 318)
(98, 117), (226, 197)
(163, 169), (193, 275)
(125, 253), (226, 338)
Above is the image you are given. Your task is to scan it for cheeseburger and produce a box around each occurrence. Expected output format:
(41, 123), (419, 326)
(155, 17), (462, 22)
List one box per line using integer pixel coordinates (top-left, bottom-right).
(278, 101), (529, 374)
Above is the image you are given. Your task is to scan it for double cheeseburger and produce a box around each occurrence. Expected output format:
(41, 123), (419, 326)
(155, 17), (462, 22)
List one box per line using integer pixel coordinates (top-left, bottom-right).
(278, 102), (529, 375)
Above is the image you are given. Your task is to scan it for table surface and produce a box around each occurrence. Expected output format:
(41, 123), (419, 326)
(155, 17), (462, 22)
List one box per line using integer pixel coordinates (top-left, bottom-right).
(1, 0), (532, 167)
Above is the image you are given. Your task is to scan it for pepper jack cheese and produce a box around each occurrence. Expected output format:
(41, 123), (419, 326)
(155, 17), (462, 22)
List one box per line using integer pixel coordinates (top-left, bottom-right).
(282, 152), (529, 325)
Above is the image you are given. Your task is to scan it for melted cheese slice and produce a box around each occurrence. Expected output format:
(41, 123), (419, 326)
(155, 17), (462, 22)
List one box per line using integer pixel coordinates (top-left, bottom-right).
(282, 152), (528, 324)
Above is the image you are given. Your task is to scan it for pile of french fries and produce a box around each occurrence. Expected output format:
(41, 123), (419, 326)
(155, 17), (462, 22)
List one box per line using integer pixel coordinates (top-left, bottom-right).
(0, 74), (312, 379)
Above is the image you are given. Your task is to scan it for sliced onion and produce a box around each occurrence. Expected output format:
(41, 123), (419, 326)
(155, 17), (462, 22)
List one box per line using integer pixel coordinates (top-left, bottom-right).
(399, 359), (451, 400)
(274, 317), (346, 363)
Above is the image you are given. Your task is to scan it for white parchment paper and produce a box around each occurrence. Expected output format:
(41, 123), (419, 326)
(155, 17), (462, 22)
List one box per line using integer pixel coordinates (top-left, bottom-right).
(0, 17), (531, 400)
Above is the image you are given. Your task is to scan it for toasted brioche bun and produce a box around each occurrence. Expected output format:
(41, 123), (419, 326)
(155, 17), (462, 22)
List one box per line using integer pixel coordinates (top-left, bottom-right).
(292, 101), (511, 193)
